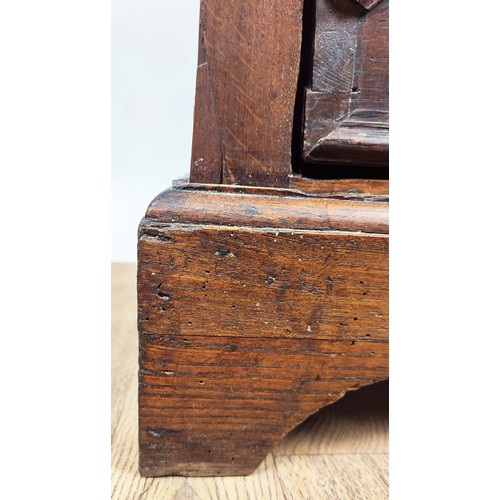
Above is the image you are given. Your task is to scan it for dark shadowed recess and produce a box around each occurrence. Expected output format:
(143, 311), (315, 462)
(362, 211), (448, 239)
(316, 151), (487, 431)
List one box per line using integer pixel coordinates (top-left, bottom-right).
(292, 0), (389, 181)
(283, 379), (389, 441)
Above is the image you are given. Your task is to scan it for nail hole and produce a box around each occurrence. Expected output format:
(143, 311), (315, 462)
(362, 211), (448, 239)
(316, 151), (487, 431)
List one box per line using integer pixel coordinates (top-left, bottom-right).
(215, 248), (235, 257)
(156, 291), (171, 301)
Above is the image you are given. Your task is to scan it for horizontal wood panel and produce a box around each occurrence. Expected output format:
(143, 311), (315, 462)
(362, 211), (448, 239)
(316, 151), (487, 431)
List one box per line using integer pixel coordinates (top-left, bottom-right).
(145, 188), (389, 233)
(138, 226), (388, 342)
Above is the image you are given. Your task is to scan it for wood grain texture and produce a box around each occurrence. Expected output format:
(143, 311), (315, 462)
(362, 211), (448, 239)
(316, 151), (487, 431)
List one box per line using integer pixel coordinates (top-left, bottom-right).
(303, 0), (389, 168)
(113, 264), (388, 498)
(176, 178), (388, 202)
(274, 454), (388, 499)
(137, 188), (388, 476)
(145, 187), (388, 234)
(188, 1), (222, 184)
(189, 0), (304, 187)
(289, 176), (388, 201)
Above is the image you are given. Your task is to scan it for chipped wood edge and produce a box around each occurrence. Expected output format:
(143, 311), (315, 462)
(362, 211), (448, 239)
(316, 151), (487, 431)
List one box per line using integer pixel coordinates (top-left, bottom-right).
(145, 186), (389, 235)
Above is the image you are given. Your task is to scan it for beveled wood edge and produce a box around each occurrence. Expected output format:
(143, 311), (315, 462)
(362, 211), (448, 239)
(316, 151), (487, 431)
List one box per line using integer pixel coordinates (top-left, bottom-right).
(305, 131), (389, 167)
(144, 183), (388, 234)
(353, 0), (384, 10)
(289, 176), (388, 201)
(174, 179), (389, 202)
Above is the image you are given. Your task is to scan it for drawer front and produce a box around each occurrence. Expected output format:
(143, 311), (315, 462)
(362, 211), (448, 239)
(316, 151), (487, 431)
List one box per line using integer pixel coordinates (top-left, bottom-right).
(302, 0), (389, 170)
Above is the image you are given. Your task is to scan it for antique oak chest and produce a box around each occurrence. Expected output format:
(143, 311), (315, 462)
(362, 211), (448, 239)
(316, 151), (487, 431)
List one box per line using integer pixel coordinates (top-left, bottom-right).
(137, 0), (388, 476)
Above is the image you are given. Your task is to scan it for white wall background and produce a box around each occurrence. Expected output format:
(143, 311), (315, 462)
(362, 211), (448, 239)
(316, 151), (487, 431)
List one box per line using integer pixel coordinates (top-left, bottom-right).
(112, 0), (200, 261)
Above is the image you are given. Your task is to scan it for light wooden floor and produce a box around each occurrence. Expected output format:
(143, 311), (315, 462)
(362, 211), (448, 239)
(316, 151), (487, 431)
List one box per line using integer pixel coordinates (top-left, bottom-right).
(112, 263), (388, 499)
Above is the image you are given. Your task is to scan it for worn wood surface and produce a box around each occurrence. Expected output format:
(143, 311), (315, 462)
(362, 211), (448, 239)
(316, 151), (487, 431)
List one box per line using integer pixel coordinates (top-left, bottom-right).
(189, 0), (304, 187)
(114, 264), (388, 497)
(138, 0), (391, 483)
(177, 178), (389, 201)
(289, 175), (388, 201)
(146, 187), (388, 234)
(137, 188), (388, 476)
(189, 0), (389, 194)
(302, 0), (389, 169)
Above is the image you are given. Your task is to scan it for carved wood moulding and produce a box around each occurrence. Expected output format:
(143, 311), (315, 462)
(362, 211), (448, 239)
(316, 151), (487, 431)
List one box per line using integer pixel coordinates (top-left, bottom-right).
(303, 0), (389, 170)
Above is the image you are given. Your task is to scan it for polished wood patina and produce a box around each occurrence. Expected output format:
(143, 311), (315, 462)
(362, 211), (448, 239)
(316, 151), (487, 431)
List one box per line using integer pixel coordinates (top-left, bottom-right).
(138, 0), (389, 476)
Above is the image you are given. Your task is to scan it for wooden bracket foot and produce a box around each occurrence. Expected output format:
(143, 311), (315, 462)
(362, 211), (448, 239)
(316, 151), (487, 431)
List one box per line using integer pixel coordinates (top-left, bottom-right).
(137, 186), (388, 476)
